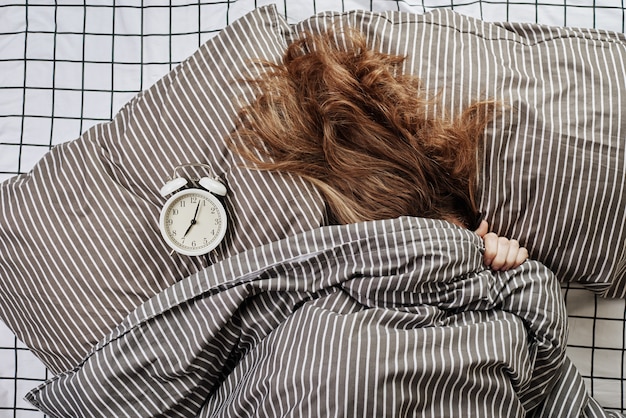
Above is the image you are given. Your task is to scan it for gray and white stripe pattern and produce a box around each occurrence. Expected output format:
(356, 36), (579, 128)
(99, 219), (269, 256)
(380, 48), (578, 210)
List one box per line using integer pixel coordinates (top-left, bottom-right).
(289, 7), (626, 295)
(1, 5), (625, 410)
(25, 217), (618, 417)
(0, 5), (326, 374)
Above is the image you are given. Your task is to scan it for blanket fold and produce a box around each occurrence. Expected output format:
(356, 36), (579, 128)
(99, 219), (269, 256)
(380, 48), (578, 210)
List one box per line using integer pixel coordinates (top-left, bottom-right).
(26, 217), (618, 417)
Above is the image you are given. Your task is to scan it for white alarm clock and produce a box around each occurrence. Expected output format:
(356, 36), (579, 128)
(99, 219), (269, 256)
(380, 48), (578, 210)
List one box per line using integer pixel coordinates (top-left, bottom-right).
(158, 168), (227, 256)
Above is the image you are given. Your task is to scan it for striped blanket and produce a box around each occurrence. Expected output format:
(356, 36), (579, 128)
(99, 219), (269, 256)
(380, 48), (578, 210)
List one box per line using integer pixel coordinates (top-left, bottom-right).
(25, 217), (619, 417)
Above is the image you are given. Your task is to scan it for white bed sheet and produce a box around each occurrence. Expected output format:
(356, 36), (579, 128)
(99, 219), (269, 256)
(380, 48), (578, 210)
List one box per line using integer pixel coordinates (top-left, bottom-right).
(1, 1), (625, 416)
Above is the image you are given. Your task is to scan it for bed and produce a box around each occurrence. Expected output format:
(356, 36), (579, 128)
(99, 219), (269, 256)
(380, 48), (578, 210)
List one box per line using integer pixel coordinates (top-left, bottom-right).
(1, 1), (625, 416)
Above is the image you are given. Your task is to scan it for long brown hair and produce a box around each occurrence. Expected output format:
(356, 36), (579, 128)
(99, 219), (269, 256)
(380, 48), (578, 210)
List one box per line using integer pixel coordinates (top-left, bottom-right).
(232, 29), (496, 228)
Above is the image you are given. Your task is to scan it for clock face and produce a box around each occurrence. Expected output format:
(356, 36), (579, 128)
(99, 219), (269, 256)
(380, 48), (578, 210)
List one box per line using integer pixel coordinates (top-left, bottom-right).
(159, 188), (227, 256)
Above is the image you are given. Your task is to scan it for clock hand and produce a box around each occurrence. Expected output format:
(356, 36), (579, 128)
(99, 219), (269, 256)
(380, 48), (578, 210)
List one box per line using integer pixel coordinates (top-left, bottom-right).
(183, 202), (201, 238)
(183, 222), (194, 238)
(192, 201), (200, 221)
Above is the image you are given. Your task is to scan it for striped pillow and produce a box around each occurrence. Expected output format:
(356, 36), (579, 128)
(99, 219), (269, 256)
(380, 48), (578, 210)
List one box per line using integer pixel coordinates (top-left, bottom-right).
(2, 4), (626, 377)
(291, 9), (626, 297)
(0, 5), (325, 374)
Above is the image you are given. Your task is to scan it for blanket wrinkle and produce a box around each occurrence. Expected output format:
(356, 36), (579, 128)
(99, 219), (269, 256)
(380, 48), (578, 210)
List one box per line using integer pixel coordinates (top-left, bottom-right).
(25, 217), (617, 418)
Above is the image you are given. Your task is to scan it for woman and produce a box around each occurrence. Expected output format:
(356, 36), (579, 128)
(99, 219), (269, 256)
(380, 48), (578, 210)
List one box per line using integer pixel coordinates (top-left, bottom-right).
(233, 29), (527, 271)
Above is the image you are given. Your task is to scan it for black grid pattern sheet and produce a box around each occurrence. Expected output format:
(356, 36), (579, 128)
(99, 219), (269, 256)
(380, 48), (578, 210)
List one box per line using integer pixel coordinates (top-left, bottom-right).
(3, 1), (626, 181)
(563, 284), (626, 413)
(1, 1), (626, 417)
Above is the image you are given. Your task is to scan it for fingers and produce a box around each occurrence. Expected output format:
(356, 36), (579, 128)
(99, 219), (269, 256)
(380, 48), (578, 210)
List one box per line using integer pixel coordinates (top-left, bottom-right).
(482, 233), (529, 271)
(515, 247), (529, 268)
(474, 219), (489, 238)
(473, 218), (529, 271)
(482, 232), (499, 266)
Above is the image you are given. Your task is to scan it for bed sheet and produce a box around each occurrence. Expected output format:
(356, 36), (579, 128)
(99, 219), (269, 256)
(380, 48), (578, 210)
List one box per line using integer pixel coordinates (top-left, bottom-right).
(1, 1), (625, 416)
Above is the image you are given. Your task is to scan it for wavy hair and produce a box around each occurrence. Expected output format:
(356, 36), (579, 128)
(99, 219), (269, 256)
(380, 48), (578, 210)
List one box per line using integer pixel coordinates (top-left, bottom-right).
(231, 29), (496, 229)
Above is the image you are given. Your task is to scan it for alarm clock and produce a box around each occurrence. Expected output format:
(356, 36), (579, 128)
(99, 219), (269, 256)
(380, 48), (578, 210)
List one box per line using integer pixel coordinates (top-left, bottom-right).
(158, 168), (227, 256)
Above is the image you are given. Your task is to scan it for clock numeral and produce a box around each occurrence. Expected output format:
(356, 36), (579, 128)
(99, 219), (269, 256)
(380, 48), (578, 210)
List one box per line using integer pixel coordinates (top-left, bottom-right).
(190, 196), (198, 204)
(172, 209), (179, 216)
(191, 240), (197, 247)
(179, 200), (186, 208)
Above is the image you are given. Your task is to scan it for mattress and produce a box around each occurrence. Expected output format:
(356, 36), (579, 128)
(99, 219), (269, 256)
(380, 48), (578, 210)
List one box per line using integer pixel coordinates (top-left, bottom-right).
(1, 1), (625, 416)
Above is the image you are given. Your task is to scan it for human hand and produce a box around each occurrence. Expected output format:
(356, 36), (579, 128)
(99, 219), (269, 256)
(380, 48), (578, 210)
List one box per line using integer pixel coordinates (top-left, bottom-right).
(474, 220), (529, 271)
